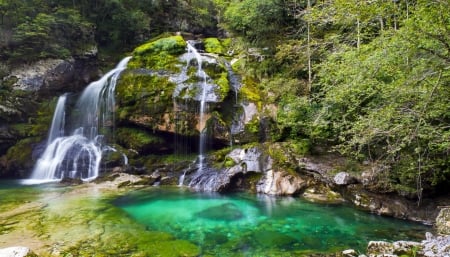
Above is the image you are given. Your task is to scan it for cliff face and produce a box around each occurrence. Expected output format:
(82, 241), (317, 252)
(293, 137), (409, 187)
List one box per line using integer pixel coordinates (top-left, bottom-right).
(0, 52), (99, 177)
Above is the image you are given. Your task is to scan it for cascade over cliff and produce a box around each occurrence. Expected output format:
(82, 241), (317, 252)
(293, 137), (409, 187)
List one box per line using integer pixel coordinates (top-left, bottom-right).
(1, 33), (449, 224)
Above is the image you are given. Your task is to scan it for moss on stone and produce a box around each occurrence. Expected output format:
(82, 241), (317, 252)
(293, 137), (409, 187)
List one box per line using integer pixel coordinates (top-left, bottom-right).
(116, 71), (176, 129)
(215, 72), (230, 101)
(5, 137), (40, 167)
(240, 76), (262, 109)
(204, 38), (224, 55)
(129, 35), (186, 71)
(244, 117), (260, 134)
(116, 127), (165, 153)
(134, 35), (186, 56)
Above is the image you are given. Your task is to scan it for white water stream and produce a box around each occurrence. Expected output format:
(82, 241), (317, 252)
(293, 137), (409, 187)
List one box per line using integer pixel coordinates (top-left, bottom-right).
(26, 57), (131, 184)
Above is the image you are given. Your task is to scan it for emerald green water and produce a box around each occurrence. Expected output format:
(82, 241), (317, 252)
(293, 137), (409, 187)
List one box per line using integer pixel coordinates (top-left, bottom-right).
(115, 187), (429, 256)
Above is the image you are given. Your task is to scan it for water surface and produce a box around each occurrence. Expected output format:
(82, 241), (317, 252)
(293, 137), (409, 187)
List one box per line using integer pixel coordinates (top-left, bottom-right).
(115, 187), (429, 256)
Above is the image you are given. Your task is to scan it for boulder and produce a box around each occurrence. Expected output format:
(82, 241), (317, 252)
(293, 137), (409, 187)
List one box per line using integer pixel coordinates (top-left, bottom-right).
(342, 249), (358, 257)
(6, 55), (98, 96)
(435, 207), (450, 235)
(0, 247), (38, 257)
(367, 241), (395, 255)
(422, 232), (450, 257)
(334, 172), (357, 185)
(256, 169), (307, 195)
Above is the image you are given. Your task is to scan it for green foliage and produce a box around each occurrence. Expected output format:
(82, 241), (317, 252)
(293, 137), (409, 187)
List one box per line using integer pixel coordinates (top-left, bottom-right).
(8, 8), (94, 63)
(312, 1), (450, 195)
(223, 0), (291, 45)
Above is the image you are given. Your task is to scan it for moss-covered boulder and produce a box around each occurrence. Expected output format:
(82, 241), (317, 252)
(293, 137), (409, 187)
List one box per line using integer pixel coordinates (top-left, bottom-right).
(115, 34), (238, 151)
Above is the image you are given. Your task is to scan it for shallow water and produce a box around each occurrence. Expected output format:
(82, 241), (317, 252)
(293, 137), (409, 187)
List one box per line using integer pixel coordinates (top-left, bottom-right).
(115, 187), (430, 256)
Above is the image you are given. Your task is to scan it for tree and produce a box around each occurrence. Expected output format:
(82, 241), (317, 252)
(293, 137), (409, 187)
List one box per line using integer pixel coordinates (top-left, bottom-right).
(313, 0), (450, 198)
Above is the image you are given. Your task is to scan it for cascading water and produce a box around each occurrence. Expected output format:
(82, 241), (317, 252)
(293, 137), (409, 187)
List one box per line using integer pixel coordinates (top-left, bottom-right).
(186, 42), (208, 172)
(27, 57), (131, 183)
(47, 94), (67, 145)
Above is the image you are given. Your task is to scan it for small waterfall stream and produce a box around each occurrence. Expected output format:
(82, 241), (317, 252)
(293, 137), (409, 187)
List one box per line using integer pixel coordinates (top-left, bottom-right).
(47, 94), (67, 145)
(186, 42), (208, 172)
(27, 57), (131, 183)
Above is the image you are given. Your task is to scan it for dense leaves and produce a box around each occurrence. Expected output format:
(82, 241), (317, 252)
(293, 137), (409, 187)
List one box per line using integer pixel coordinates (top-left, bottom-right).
(1, 0), (449, 198)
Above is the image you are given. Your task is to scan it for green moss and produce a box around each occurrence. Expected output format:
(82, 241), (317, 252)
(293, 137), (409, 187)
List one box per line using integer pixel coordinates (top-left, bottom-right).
(129, 35), (186, 71)
(30, 97), (61, 137)
(244, 117), (260, 134)
(224, 157), (236, 168)
(134, 35), (186, 56)
(116, 72), (176, 128)
(116, 127), (165, 152)
(204, 37), (224, 54)
(117, 72), (175, 104)
(6, 137), (40, 165)
(240, 76), (262, 109)
(215, 72), (230, 101)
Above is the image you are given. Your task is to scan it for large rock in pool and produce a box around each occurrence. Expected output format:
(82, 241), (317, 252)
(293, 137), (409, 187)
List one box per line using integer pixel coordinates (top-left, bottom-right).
(195, 202), (244, 221)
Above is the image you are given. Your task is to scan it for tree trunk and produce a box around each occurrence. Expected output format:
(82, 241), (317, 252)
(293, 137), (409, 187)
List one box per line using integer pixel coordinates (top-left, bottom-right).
(307, 0), (312, 93)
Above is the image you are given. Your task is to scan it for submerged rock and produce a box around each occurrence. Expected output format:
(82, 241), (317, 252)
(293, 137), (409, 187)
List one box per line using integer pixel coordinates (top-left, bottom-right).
(195, 203), (244, 221)
(0, 247), (38, 257)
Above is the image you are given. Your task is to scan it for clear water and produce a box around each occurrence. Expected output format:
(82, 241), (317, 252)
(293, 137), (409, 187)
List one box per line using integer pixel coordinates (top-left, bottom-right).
(115, 187), (429, 256)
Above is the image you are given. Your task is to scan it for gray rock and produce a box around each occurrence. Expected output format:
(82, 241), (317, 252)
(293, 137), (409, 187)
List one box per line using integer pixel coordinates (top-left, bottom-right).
(421, 233), (450, 257)
(435, 207), (450, 235)
(334, 171), (357, 185)
(6, 56), (98, 95)
(367, 241), (394, 255)
(0, 247), (37, 257)
(342, 249), (357, 257)
(256, 169), (307, 195)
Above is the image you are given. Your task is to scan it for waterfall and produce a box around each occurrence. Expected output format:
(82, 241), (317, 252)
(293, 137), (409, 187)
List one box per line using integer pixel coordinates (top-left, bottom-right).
(186, 42), (208, 172)
(27, 57), (131, 184)
(47, 94), (67, 145)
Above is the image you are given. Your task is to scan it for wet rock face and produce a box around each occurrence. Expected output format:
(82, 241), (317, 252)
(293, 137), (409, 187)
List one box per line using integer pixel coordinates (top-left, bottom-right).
(256, 170), (307, 195)
(6, 55), (98, 96)
(333, 172), (357, 185)
(0, 126), (15, 154)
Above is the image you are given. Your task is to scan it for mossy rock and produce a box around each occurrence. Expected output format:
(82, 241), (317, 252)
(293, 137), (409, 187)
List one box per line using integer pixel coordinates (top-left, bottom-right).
(116, 71), (176, 129)
(116, 71), (175, 105)
(240, 76), (261, 109)
(116, 127), (165, 154)
(204, 38), (225, 55)
(134, 35), (186, 56)
(129, 35), (186, 71)
(214, 71), (230, 101)
(5, 137), (41, 173)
